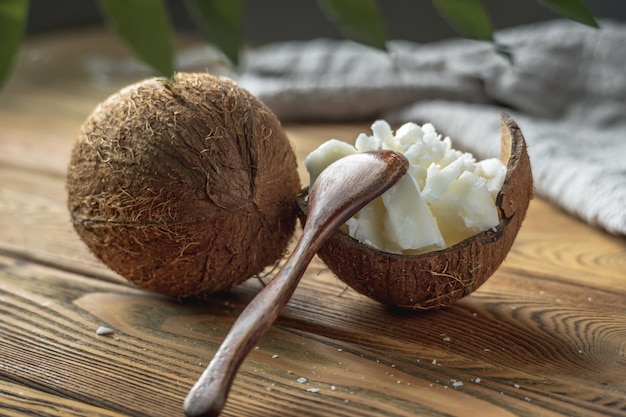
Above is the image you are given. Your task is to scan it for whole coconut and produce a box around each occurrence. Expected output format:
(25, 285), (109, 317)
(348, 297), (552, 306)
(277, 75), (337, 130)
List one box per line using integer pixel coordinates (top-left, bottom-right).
(67, 73), (300, 298)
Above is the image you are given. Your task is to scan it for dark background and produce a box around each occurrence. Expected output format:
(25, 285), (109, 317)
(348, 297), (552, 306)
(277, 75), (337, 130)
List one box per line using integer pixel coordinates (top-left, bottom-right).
(26, 0), (626, 44)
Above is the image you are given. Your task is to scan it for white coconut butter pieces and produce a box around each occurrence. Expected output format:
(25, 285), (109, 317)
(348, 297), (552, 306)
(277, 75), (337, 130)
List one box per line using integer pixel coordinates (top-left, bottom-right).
(304, 139), (357, 185)
(304, 120), (506, 254)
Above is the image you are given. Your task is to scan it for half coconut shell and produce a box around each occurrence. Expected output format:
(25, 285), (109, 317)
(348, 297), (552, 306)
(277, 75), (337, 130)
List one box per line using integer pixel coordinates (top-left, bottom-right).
(296, 114), (533, 309)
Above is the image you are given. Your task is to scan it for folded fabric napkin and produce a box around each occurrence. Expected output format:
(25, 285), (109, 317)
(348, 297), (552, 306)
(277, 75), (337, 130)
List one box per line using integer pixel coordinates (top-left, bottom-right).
(237, 19), (626, 237)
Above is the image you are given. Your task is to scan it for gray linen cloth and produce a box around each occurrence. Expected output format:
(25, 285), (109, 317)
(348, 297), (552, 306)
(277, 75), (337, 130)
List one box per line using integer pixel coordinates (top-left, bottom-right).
(237, 20), (626, 237)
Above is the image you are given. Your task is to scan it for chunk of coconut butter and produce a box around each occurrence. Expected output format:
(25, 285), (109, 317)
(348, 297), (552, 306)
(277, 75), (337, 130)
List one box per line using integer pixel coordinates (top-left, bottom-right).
(304, 120), (506, 254)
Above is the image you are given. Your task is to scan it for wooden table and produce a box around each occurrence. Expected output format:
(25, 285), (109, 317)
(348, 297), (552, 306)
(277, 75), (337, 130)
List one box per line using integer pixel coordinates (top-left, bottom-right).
(1, 29), (625, 417)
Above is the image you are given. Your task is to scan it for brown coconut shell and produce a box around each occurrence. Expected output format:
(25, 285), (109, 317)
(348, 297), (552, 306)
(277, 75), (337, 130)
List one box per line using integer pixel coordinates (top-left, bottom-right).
(67, 73), (300, 298)
(296, 114), (533, 309)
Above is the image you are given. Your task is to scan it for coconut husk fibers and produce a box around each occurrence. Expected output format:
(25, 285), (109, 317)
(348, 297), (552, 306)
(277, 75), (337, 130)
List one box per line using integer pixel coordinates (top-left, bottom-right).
(296, 114), (533, 309)
(67, 73), (300, 298)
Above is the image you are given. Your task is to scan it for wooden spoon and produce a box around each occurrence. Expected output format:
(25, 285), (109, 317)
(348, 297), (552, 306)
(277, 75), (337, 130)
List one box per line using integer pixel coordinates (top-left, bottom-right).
(184, 150), (409, 417)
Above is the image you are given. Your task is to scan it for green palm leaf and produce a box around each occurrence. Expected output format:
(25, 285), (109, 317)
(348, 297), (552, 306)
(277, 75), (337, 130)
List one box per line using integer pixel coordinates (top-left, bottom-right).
(432, 0), (494, 41)
(317, 0), (386, 50)
(0, 0), (29, 90)
(537, 0), (598, 27)
(98, 0), (175, 78)
(185, 0), (243, 66)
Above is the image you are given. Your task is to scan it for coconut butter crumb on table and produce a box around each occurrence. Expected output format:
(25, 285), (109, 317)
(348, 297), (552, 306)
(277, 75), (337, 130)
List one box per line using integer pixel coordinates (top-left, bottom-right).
(1, 29), (625, 417)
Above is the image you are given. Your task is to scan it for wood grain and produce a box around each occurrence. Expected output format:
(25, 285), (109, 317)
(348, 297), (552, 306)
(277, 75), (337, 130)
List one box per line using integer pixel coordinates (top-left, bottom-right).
(0, 380), (128, 417)
(0, 28), (625, 417)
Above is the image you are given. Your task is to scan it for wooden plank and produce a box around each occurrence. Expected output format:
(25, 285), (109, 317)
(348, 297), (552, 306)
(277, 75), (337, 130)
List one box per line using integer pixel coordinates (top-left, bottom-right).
(0, 94), (94, 176)
(1, 239), (625, 417)
(0, 380), (128, 417)
(0, 163), (121, 283)
(1, 111), (625, 416)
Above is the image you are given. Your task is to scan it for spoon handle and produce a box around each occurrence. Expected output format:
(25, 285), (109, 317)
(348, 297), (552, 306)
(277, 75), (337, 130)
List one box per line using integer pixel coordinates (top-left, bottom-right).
(184, 150), (409, 417)
(184, 231), (318, 417)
